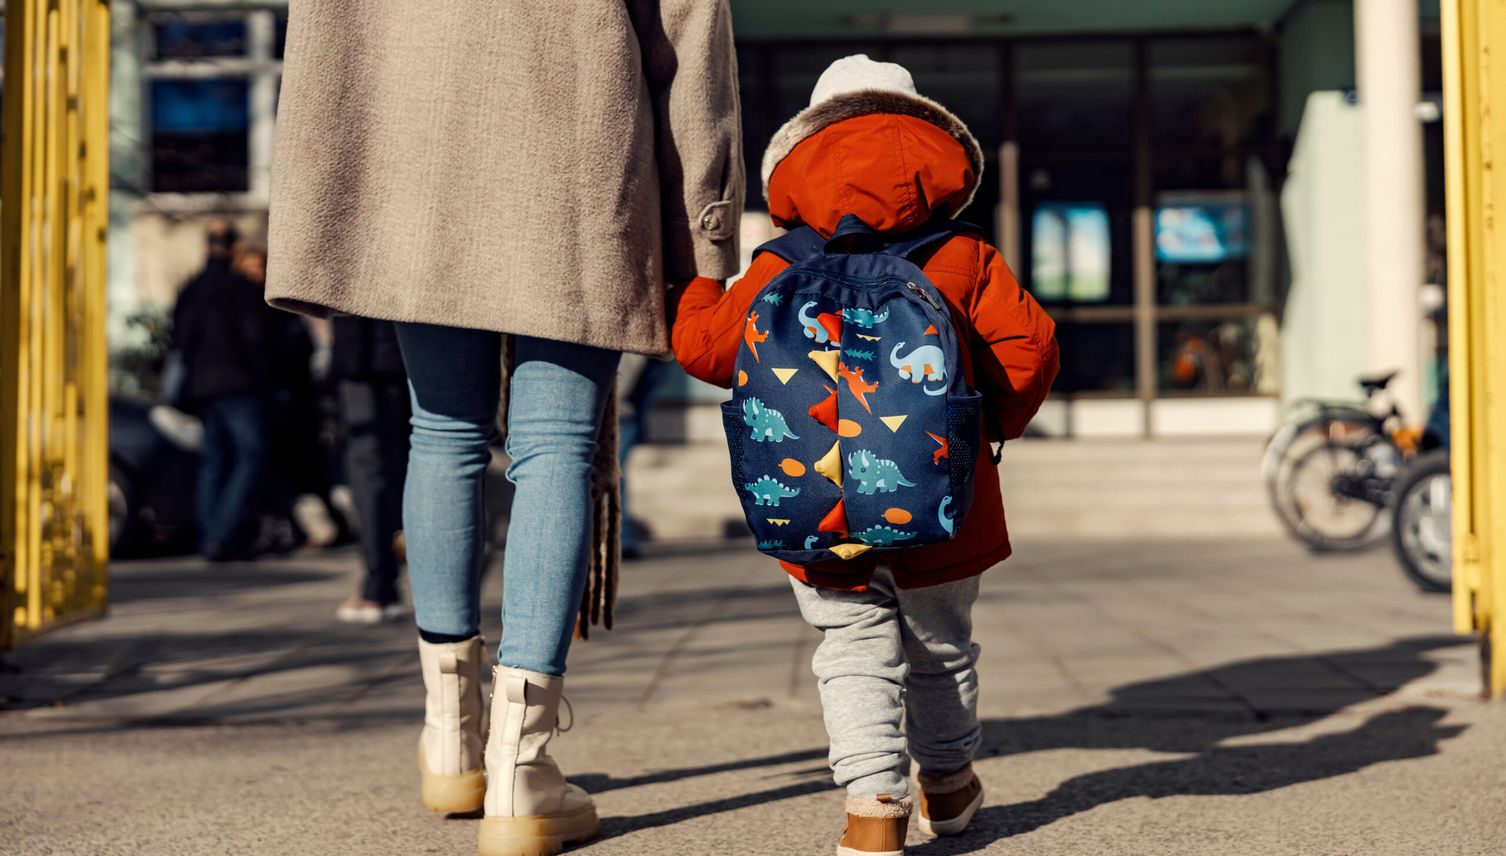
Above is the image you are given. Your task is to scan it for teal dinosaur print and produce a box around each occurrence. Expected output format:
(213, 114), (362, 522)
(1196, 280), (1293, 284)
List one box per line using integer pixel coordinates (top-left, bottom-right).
(849, 449), (915, 494)
(742, 398), (799, 442)
(848, 450), (916, 495)
(842, 348), (877, 362)
(761, 292), (784, 306)
(804, 535), (820, 550)
(853, 525), (916, 547)
(841, 306), (890, 328)
(757, 539), (785, 551)
(938, 496), (956, 535)
(745, 475), (801, 506)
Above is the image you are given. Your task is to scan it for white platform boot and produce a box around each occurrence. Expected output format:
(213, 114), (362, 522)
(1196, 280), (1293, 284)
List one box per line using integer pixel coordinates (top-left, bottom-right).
(477, 666), (599, 856)
(417, 636), (488, 814)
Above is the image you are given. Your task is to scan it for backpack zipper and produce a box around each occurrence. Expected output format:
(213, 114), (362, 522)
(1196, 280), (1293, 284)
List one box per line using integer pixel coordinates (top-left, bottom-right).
(906, 281), (942, 311)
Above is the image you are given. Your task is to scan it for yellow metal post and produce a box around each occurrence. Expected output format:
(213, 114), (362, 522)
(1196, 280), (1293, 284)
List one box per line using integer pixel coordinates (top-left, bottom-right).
(0, 0), (112, 651)
(1441, 0), (1506, 695)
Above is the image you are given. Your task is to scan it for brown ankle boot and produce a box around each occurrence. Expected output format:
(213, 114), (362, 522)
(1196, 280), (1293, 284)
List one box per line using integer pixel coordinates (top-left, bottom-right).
(916, 765), (984, 837)
(837, 794), (910, 855)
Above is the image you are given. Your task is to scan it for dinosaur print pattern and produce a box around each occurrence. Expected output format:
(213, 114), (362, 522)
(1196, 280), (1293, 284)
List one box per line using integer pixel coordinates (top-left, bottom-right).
(744, 312), (769, 363)
(743, 398), (799, 442)
(761, 292), (784, 306)
(798, 301), (843, 346)
(745, 475), (801, 507)
(842, 348), (876, 363)
(938, 496), (955, 535)
(848, 450), (916, 495)
(841, 306), (889, 328)
(837, 363), (879, 414)
(756, 539), (786, 551)
(853, 525), (915, 547)
(891, 342), (947, 395)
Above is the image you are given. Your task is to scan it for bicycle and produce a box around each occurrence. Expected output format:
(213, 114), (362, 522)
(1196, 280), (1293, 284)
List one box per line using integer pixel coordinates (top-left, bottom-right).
(1263, 370), (1420, 551)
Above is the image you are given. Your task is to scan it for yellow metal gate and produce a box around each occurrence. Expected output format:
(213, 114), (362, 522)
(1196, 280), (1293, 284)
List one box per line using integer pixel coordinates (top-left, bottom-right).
(0, 0), (112, 650)
(1442, 0), (1506, 696)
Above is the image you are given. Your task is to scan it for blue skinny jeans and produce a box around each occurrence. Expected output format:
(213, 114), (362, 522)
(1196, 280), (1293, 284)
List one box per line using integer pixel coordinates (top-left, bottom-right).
(395, 324), (619, 675)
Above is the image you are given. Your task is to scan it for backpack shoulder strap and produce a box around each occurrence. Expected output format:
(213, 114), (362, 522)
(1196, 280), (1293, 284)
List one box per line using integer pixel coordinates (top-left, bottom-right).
(752, 225), (827, 265)
(879, 219), (985, 264)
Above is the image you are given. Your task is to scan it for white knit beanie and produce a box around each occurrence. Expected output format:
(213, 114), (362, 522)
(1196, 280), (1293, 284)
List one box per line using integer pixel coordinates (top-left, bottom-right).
(761, 54), (984, 216)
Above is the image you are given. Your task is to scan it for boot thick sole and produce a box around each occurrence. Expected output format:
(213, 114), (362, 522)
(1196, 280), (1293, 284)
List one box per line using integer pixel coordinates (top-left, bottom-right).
(477, 803), (600, 856)
(916, 786), (984, 837)
(419, 748), (486, 814)
(836, 846), (904, 856)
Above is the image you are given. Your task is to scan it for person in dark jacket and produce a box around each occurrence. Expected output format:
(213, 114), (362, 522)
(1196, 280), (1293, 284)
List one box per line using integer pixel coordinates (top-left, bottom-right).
(330, 316), (412, 622)
(171, 221), (284, 560)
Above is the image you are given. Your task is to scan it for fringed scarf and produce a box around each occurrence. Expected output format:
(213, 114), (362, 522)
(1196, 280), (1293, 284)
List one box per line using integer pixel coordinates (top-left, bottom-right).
(499, 336), (620, 642)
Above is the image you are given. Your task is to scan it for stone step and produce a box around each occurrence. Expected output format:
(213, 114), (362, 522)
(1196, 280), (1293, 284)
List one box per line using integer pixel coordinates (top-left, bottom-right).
(625, 438), (1281, 543)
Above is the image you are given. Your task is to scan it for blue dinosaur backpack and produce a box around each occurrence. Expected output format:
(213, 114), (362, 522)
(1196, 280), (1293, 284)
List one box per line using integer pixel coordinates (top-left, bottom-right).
(722, 214), (987, 566)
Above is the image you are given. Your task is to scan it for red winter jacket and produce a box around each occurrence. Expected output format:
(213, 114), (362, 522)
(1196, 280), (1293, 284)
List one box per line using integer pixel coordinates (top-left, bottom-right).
(672, 113), (1059, 590)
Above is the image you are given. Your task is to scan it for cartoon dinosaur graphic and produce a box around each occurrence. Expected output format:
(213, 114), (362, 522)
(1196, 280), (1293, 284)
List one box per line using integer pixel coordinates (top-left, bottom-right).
(842, 348), (877, 363)
(756, 539), (786, 551)
(761, 292), (784, 307)
(938, 496), (955, 535)
(744, 312), (769, 363)
(743, 398), (799, 442)
(891, 342), (947, 396)
(798, 301), (843, 346)
(744, 475), (801, 507)
(853, 525), (916, 547)
(837, 363), (879, 414)
(927, 431), (949, 465)
(841, 306), (890, 328)
(848, 450), (916, 495)
(804, 535), (821, 550)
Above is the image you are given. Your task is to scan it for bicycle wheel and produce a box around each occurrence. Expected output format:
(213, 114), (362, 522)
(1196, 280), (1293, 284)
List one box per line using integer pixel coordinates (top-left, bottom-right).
(1391, 450), (1452, 593)
(1278, 441), (1385, 551)
(1266, 416), (1384, 549)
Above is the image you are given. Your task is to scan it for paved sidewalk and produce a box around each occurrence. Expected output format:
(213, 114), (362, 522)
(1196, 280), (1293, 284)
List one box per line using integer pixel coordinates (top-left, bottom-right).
(2, 535), (1502, 855)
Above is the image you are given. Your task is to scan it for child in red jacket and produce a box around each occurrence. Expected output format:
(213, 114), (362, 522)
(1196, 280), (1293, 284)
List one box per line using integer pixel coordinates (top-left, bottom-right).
(672, 55), (1058, 854)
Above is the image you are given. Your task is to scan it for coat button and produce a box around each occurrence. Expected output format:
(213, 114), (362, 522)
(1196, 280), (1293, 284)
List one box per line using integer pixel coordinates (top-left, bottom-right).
(701, 211), (719, 231)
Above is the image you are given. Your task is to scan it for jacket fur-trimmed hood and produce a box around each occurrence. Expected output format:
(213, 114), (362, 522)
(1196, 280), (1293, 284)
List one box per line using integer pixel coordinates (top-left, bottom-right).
(761, 89), (985, 221)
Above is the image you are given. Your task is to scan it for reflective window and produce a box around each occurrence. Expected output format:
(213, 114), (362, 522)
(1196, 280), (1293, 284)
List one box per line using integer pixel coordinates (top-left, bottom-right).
(149, 79), (250, 194)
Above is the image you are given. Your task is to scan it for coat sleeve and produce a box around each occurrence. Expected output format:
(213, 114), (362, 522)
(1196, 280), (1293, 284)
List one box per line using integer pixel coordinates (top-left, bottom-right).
(967, 241), (1061, 440)
(670, 252), (786, 388)
(629, 0), (745, 283)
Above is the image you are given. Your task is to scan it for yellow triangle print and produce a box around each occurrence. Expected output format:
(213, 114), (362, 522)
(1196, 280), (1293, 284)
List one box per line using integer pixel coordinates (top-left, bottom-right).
(829, 543), (873, 560)
(808, 349), (840, 381)
(880, 415), (907, 432)
(771, 367), (799, 385)
(767, 518), (791, 527)
(814, 441), (843, 487)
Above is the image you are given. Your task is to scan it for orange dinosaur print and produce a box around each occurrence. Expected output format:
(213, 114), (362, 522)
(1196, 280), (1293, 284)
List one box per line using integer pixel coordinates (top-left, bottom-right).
(837, 363), (879, 414)
(927, 431), (949, 464)
(744, 312), (769, 363)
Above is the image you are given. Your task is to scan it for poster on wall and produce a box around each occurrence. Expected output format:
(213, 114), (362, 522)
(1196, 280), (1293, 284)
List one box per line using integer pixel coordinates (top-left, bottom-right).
(1154, 192), (1249, 264)
(1030, 202), (1111, 302)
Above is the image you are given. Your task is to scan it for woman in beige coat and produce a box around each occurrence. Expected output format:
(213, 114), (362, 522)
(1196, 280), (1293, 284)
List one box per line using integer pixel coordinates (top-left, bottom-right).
(265, 4), (743, 854)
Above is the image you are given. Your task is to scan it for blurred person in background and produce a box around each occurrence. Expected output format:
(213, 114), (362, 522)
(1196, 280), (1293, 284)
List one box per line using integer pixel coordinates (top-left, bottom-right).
(264, 2), (742, 852)
(615, 355), (675, 559)
(170, 222), (279, 561)
(236, 245), (350, 555)
(329, 316), (412, 624)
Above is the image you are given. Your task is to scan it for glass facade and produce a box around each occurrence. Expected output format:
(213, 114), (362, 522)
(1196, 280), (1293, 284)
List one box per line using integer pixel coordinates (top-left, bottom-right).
(738, 34), (1281, 406)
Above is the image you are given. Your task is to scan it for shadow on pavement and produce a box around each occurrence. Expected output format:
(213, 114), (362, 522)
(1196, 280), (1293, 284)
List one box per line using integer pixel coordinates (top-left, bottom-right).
(911, 705), (1463, 855)
(588, 636), (1471, 848)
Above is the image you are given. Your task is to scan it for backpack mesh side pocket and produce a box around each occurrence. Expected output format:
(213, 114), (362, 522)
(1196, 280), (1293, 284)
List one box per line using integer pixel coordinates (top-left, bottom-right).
(945, 392), (982, 503)
(721, 401), (748, 492)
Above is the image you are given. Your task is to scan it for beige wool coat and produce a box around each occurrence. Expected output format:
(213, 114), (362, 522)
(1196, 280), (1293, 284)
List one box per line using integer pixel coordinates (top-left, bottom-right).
(265, 1), (744, 355)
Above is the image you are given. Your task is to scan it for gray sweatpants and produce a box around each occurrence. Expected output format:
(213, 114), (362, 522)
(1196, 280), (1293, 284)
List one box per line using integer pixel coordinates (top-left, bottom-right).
(790, 567), (982, 798)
